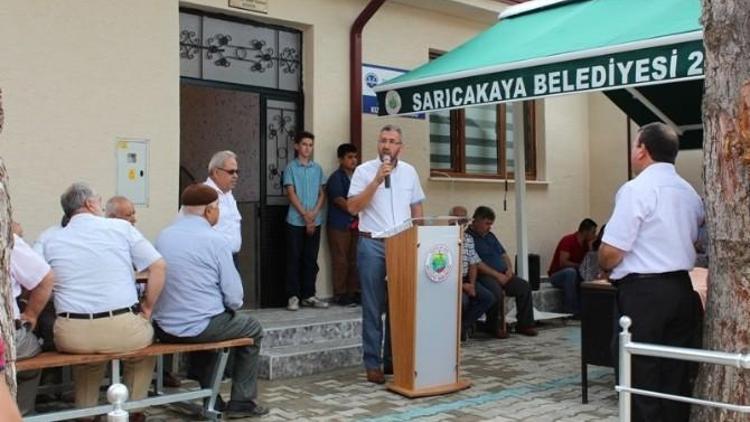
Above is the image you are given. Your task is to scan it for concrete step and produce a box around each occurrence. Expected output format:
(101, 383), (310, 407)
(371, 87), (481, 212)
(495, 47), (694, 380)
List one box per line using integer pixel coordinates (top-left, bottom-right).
(254, 306), (362, 349)
(503, 281), (569, 324)
(258, 337), (362, 380)
(251, 306), (363, 380)
(250, 284), (563, 380)
(533, 281), (565, 313)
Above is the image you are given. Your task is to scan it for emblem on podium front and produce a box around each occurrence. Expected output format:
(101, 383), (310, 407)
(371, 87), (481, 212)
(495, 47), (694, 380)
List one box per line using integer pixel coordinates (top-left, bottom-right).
(424, 244), (453, 283)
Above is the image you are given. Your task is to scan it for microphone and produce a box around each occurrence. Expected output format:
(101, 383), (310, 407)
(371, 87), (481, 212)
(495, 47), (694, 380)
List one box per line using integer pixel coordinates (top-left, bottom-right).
(383, 155), (391, 188)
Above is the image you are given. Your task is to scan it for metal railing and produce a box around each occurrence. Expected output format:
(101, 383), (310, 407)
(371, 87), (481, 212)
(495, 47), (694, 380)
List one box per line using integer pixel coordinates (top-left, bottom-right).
(617, 316), (750, 421)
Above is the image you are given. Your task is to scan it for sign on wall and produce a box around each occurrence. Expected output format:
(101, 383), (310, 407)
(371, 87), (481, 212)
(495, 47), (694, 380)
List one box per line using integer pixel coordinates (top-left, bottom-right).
(229, 0), (269, 14)
(363, 64), (423, 119)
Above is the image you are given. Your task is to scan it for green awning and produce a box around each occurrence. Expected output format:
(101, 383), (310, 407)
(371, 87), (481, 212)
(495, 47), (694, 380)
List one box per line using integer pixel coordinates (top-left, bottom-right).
(375, 0), (704, 147)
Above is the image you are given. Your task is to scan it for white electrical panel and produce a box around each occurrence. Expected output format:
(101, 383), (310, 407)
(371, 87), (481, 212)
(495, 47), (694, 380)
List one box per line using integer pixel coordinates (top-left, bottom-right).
(115, 139), (149, 206)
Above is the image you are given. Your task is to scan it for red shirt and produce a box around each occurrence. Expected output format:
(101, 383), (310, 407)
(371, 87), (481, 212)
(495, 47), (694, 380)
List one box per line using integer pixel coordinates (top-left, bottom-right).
(0, 338), (4, 370)
(548, 233), (588, 275)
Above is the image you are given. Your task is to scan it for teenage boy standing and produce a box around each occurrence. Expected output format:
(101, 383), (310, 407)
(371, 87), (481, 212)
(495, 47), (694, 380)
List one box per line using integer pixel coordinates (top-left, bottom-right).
(326, 143), (360, 306)
(284, 131), (328, 311)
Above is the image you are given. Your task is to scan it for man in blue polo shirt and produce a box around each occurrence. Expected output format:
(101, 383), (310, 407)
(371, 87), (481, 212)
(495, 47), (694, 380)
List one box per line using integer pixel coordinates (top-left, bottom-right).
(326, 143), (360, 306)
(467, 206), (537, 337)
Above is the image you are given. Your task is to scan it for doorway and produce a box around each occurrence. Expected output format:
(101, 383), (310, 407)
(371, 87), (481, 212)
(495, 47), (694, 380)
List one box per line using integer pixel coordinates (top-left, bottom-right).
(179, 10), (303, 308)
(180, 83), (261, 306)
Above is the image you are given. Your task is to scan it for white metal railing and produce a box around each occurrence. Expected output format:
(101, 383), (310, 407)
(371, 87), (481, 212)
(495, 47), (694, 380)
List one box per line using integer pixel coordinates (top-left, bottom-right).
(617, 316), (750, 421)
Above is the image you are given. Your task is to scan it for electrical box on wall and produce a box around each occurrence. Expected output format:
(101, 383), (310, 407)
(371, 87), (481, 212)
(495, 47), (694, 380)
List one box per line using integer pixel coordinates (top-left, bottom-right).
(116, 139), (149, 206)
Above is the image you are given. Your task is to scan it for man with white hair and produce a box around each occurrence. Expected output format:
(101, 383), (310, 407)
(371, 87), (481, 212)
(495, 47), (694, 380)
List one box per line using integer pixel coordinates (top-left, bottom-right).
(105, 195), (137, 225)
(205, 150), (242, 254)
(44, 182), (165, 418)
(153, 184), (267, 418)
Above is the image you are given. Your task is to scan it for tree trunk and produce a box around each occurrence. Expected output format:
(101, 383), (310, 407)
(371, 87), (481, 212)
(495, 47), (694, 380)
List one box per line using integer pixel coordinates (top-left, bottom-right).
(692, 2), (750, 420)
(0, 89), (17, 396)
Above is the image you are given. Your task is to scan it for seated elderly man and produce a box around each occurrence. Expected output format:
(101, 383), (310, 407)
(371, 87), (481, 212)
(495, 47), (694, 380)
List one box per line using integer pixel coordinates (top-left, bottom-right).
(467, 206), (538, 337)
(43, 183), (165, 419)
(11, 233), (55, 415)
(153, 184), (267, 418)
(105, 195), (137, 225)
(449, 206), (496, 341)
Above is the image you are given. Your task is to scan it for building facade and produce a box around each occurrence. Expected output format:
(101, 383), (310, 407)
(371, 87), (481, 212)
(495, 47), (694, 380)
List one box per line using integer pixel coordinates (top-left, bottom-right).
(0, 0), (702, 307)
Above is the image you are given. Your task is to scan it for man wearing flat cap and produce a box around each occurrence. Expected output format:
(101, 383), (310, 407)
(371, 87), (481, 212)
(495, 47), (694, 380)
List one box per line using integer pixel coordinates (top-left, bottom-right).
(153, 184), (268, 418)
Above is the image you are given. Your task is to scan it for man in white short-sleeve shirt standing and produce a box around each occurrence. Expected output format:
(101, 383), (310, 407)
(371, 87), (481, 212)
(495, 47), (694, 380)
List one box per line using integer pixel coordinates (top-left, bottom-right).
(11, 233), (54, 415)
(347, 124), (425, 384)
(205, 150), (242, 254)
(44, 182), (166, 412)
(599, 122), (703, 422)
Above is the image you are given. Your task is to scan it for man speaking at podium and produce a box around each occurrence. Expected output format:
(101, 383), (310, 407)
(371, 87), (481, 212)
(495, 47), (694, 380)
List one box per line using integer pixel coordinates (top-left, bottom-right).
(347, 124), (425, 385)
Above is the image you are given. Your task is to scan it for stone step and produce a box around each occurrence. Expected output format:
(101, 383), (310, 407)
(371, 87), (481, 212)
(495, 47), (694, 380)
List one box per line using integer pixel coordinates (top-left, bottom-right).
(254, 306), (362, 349)
(258, 337), (362, 380)
(250, 284), (564, 380)
(533, 281), (565, 313)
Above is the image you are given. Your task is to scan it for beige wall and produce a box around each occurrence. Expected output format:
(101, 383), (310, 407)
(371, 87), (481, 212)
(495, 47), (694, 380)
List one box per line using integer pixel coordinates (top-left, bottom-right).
(0, 0), (495, 299)
(587, 93), (632, 225)
(676, 149), (704, 196)
(0, 0), (706, 301)
(588, 92), (705, 229)
(0, 1), (180, 242)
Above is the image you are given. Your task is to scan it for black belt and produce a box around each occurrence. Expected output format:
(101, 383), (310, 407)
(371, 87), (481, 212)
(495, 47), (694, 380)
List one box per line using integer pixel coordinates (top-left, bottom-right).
(359, 232), (384, 241)
(58, 304), (139, 320)
(613, 270), (689, 285)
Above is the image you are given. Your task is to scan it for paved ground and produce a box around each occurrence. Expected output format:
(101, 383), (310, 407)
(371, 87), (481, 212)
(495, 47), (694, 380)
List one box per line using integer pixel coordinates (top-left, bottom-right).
(143, 321), (618, 421)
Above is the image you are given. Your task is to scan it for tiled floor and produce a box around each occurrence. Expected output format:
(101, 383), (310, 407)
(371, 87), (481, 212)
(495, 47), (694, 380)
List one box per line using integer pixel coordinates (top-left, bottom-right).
(142, 321), (618, 421)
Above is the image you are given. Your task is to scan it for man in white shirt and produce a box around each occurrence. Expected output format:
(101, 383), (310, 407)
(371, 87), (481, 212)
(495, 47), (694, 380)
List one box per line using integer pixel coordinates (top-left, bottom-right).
(347, 124), (425, 384)
(32, 216), (68, 261)
(599, 123), (703, 422)
(205, 150), (242, 254)
(44, 183), (166, 413)
(105, 195), (137, 225)
(11, 233), (54, 415)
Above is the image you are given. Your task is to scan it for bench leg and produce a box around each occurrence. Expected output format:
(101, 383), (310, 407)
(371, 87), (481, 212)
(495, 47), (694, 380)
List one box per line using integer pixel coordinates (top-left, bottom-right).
(108, 359), (130, 421)
(155, 355), (164, 395)
(581, 361), (588, 404)
(111, 359), (121, 385)
(203, 348), (231, 421)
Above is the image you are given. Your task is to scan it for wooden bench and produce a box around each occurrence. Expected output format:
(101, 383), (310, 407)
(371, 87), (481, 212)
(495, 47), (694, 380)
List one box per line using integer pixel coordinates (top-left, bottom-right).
(14, 338), (252, 422)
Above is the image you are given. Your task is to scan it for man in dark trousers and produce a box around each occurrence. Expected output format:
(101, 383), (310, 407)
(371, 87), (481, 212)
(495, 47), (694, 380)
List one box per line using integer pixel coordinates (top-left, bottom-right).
(467, 206), (537, 337)
(599, 122), (703, 422)
(326, 143), (360, 306)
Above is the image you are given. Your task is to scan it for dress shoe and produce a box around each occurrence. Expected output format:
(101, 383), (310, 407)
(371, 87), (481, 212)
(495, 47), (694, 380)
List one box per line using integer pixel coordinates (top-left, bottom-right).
(366, 368), (385, 384)
(224, 400), (270, 418)
(495, 329), (510, 339)
(163, 371), (182, 388)
(129, 412), (146, 422)
(516, 326), (539, 336)
(204, 394), (227, 412)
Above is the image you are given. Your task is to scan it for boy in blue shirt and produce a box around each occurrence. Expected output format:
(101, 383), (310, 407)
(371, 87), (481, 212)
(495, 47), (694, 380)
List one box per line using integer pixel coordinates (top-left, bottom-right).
(326, 143), (360, 306)
(283, 131), (328, 311)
